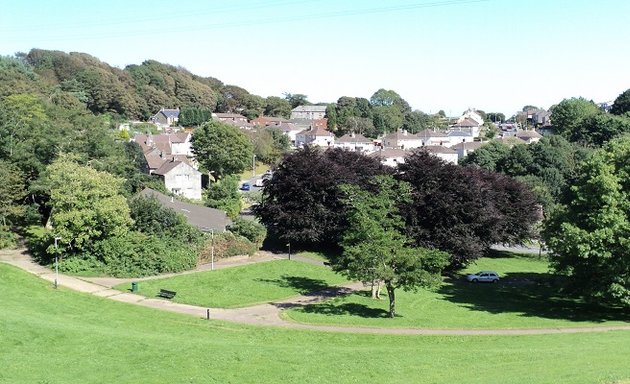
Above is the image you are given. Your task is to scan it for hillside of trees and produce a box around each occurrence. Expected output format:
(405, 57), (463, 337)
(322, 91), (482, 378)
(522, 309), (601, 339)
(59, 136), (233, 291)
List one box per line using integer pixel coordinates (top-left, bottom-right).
(1, 49), (294, 121)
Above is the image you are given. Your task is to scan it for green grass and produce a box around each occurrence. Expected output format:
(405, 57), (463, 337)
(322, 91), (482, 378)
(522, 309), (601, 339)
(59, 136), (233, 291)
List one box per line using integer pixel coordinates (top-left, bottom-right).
(295, 251), (331, 262)
(115, 259), (348, 308)
(239, 162), (270, 181)
(1, 263), (629, 384)
(285, 253), (630, 329)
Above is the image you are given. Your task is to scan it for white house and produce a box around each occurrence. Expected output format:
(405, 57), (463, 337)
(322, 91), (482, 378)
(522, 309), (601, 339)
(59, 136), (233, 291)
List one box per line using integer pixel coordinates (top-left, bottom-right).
(381, 130), (423, 150)
(290, 105), (327, 120)
(416, 129), (449, 146)
(153, 160), (202, 200)
(295, 126), (335, 147)
(451, 141), (487, 160)
(515, 130), (543, 144)
(334, 133), (376, 153)
(459, 108), (484, 126)
(369, 148), (407, 167)
(447, 129), (475, 147)
(421, 146), (459, 164)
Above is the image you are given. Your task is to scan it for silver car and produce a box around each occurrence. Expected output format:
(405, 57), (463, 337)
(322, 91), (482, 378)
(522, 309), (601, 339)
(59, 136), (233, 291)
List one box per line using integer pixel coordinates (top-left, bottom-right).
(466, 271), (500, 283)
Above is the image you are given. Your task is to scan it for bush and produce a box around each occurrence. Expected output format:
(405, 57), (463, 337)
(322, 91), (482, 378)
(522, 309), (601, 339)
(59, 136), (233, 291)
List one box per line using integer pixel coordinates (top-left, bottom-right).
(0, 226), (17, 249)
(198, 231), (256, 263)
(94, 231), (198, 277)
(228, 218), (266, 245)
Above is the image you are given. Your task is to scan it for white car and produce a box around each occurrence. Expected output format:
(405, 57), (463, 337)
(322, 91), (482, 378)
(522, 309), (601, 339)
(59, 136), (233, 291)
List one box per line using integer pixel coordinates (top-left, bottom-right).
(466, 271), (500, 283)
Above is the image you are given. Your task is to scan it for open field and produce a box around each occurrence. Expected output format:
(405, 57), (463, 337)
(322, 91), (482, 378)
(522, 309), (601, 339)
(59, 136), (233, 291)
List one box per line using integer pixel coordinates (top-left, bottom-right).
(285, 253), (630, 329)
(1, 263), (629, 384)
(114, 259), (348, 308)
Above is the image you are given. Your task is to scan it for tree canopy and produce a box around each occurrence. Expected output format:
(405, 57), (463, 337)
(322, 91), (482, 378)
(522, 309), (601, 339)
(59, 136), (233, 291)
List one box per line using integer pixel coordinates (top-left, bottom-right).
(334, 175), (449, 317)
(543, 137), (630, 307)
(254, 147), (389, 248)
(611, 88), (630, 116)
(191, 120), (254, 178)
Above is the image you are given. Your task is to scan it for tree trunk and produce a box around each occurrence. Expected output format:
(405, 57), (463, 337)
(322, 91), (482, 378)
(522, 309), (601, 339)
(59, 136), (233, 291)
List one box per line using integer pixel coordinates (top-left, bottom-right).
(371, 280), (382, 299)
(386, 283), (396, 318)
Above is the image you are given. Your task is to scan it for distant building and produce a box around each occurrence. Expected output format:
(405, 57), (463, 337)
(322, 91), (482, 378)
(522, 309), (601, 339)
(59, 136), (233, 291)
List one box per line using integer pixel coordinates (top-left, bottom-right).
(420, 145), (458, 164)
(451, 141), (487, 160)
(369, 148), (407, 167)
(295, 126), (334, 147)
(334, 133), (376, 153)
(290, 105), (327, 120)
(381, 130), (423, 150)
(150, 108), (180, 126)
(153, 160), (203, 200)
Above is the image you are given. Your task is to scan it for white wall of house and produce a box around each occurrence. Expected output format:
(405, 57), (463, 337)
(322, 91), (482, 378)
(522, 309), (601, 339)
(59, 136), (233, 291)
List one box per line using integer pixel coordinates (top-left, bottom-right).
(171, 141), (192, 156)
(433, 152), (459, 164)
(381, 155), (405, 167)
(334, 141), (376, 153)
(162, 163), (202, 200)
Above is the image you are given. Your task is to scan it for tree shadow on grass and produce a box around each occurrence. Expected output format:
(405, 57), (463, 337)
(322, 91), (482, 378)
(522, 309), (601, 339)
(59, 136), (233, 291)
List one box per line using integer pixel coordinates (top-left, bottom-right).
(255, 275), (331, 295)
(300, 302), (391, 319)
(440, 272), (630, 323)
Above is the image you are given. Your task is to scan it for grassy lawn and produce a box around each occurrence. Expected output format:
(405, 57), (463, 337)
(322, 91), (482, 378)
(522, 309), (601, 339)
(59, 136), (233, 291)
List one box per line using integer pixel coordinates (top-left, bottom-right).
(2, 263), (630, 384)
(285, 252), (630, 329)
(239, 162), (270, 181)
(115, 259), (348, 308)
(296, 251), (332, 263)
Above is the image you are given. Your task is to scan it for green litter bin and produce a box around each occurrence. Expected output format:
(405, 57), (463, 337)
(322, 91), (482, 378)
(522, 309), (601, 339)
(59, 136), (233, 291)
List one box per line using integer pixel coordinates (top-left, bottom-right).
(131, 282), (138, 293)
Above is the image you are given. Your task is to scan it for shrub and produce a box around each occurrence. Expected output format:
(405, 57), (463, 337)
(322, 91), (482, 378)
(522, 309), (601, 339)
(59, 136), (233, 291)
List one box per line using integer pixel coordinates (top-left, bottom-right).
(0, 226), (17, 249)
(198, 231), (256, 263)
(228, 218), (266, 245)
(95, 231), (197, 277)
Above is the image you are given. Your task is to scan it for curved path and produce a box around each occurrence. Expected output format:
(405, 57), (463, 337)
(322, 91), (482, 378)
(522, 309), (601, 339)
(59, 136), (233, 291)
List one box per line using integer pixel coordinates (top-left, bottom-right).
(1, 248), (629, 336)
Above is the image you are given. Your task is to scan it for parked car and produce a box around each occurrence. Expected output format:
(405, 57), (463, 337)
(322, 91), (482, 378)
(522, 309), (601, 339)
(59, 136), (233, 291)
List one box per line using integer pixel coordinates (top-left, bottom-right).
(241, 182), (251, 191)
(254, 178), (264, 187)
(466, 271), (500, 283)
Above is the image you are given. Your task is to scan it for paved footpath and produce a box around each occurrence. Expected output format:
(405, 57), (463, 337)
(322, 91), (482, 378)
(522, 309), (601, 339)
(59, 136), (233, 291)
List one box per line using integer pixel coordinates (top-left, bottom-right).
(1, 248), (629, 336)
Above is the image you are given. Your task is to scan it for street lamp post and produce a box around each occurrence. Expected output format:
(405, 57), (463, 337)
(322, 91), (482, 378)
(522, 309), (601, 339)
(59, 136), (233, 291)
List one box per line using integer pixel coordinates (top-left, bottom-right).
(54, 236), (61, 289)
(287, 242), (291, 260)
(252, 154), (256, 177)
(211, 229), (215, 271)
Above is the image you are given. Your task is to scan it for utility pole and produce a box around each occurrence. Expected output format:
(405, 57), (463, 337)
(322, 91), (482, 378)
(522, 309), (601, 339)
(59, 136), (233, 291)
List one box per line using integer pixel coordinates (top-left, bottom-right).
(252, 154), (256, 177)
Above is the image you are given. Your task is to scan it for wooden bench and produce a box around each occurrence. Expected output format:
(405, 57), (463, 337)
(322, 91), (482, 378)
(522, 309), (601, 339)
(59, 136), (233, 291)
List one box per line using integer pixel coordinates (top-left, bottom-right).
(157, 289), (176, 299)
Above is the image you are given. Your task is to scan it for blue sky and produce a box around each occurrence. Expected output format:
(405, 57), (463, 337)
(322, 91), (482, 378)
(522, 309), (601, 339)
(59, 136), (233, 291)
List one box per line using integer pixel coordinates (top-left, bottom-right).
(1, 0), (628, 116)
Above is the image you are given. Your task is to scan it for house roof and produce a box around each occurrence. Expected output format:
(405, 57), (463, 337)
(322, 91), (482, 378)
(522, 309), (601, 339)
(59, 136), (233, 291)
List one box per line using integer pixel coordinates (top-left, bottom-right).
(299, 126), (334, 137)
(515, 130), (543, 139)
(158, 108), (180, 119)
(144, 148), (168, 170)
(139, 188), (232, 232)
(382, 130), (419, 142)
(336, 133), (372, 143)
(369, 148), (407, 159)
(291, 105), (327, 112)
(451, 141), (486, 150)
(214, 113), (247, 119)
(416, 129), (448, 138)
(448, 129), (474, 137)
(420, 145), (457, 154)
(154, 160), (185, 176)
(451, 117), (479, 128)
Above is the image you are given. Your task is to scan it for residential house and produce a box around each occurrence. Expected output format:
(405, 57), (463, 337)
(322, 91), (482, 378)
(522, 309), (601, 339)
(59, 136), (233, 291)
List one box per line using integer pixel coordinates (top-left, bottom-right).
(212, 113), (253, 130)
(451, 141), (487, 160)
(515, 130), (543, 144)
(252, 116), (289, 126)
(150, 108), (180, 127)
(295, 126), (335, 147)
(139, 188), (231, 232)
(447, 129), (475, 147)
(153, 160), (203, 200)
(420, 146), (458, 164)
(275, 122), (303, 145)
(381, 130), (423, 150)
(416, 129), (449, 146)
(459, 108), (484, 125)
(369, 148), (407, 167)
(334, 133), (376, 153)
(290, 105), (327, 120)
(450, 117), (481, 138)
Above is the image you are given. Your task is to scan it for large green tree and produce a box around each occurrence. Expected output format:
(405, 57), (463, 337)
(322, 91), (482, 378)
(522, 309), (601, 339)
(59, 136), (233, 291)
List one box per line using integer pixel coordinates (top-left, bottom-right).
(550, 97), (600, 137)
(611, 88), (630, 116)
(0, 161), (26, 226)
(543, 137), (630, 307)
(43, 155), (133, 255)
(334, 175), (449, 318)
(192, 120), (254, 178)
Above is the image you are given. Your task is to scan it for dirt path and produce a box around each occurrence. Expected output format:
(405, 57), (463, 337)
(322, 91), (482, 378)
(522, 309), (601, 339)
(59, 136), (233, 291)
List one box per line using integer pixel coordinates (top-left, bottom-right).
(1, 248), (629, 336)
